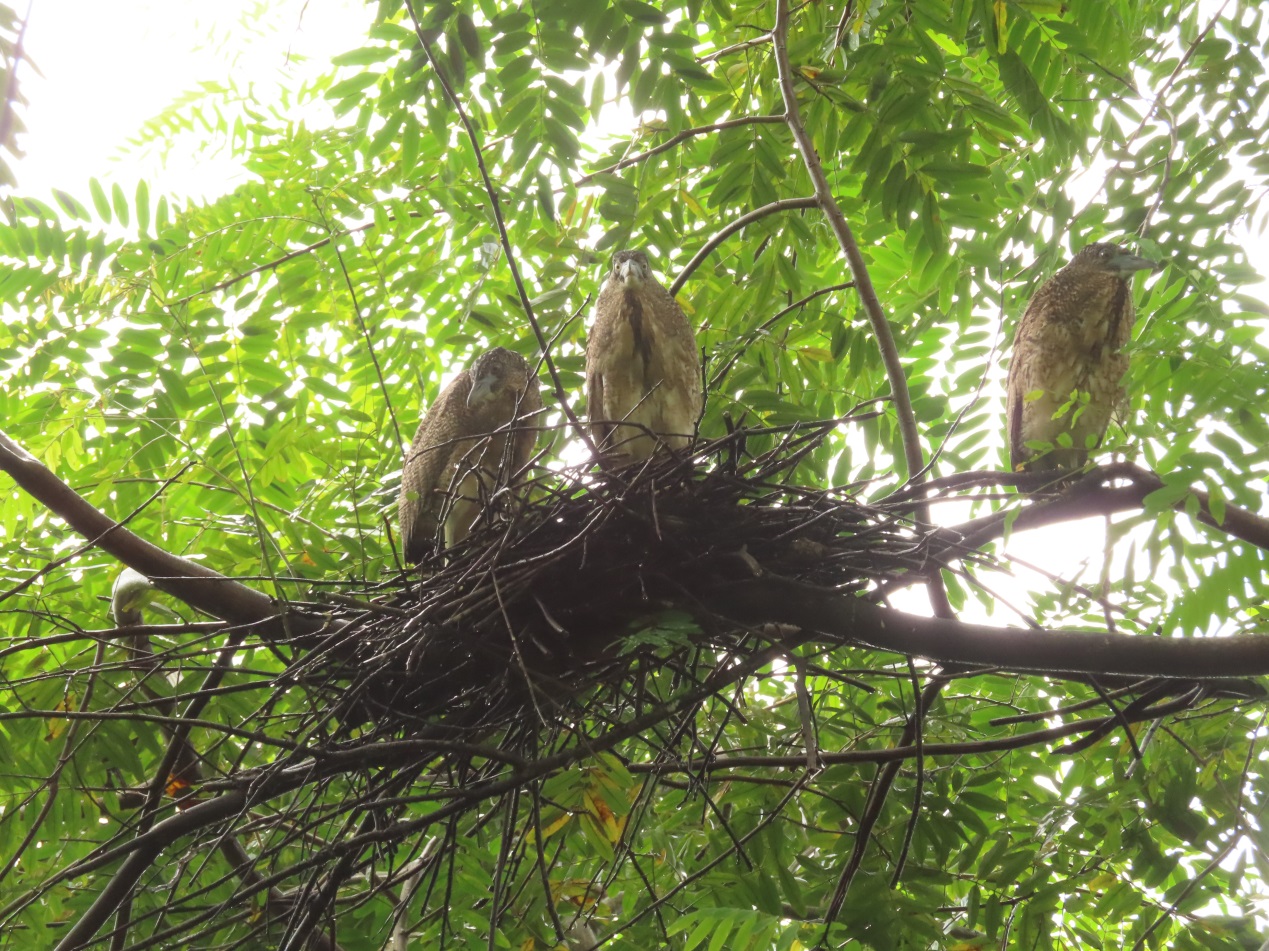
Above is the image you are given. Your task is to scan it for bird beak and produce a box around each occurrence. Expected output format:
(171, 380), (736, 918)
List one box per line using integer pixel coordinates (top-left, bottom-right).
(1113, 251), (1161, 274)
(617, 259), (640, 284)
(467, 374), (495, 407)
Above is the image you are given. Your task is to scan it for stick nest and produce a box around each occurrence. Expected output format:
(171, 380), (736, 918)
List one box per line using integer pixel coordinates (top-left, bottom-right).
(300, 423), (944, 736)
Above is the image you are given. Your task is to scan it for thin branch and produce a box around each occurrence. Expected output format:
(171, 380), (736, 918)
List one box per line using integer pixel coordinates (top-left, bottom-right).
(168, 226), (366, 307)
(708, 281), (855, 390)
(769, 0), (923, 486)
(668, 196), (819, 297)
(888, 658), (927, 888)
(770, 0), (951, 620)
(1130, 831), (1240, 951)
(574, 115), (785, 187)
(314, 197), (402, 450)
(404, 3), (593, 452)
(791, 654), (818, 771)
(823, 676), (942, 929)
(0, 0), (33, 165)
(698, 34), (772, 63)
(1068, 0), (1233, 228)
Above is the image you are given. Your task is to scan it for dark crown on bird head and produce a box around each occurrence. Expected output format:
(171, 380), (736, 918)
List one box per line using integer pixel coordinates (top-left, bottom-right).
(610, 249), (652, 284)
(1069, 242), (1160, 275)
(466, 347), (532, 407)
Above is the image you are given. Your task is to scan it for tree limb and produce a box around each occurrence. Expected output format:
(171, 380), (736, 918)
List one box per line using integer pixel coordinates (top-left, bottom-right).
(928, 463), (1269, 559)
(703, 575), (1269, 678)
(0, 429), (317, 634)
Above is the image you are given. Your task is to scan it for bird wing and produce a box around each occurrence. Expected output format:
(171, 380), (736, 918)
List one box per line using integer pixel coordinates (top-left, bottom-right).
(586, 357), (613, 449)
(510, 376), (544, 475)
(1006, 360), (1026, 472)
(399, 377), (471, 562)
(1006, 300), (1051, 471)
(586, 285), (619, 450)
(655, 291), (703, 439)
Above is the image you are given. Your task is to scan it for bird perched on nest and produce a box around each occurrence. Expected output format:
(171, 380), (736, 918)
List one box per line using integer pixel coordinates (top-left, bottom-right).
(586, 249), (703, 465)
(398, 347), (542, 562)
(1006, 242), (1158, 472)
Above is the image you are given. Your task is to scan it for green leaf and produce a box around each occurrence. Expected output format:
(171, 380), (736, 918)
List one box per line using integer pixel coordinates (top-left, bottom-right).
(620, 0), (669, 24)
(135, 180), (150, 235)
(88, 178), (112, 223)
(110, 182), (130, 227)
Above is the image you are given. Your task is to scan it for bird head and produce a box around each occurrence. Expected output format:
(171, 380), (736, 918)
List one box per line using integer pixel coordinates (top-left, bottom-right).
(1071, 242), (1160, 276)
(111, 568), (155, 627)
(466, 347), (532, 408)
(609, 249), (652, 286)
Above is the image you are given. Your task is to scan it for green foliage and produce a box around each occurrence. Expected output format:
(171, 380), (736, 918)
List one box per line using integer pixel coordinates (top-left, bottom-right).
(1, 0), (1268, 948)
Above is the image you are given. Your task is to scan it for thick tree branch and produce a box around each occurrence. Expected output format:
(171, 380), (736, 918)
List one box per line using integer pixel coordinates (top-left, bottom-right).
(928, 463), (1269, 560)
(0, 430), (318, 634)
(704, 575), (1269, 678)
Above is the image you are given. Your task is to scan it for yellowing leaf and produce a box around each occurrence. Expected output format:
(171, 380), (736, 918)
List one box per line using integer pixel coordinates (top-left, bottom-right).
(535, 810), (572, 842)
(1087, 871), (1118, 891)
(47, 698), (73, 740)
(993, 0), (1009, 53)
(679, 188), (705, 216)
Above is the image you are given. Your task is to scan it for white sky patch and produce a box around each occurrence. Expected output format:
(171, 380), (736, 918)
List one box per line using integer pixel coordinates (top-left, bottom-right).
(15, 0), (369, 203)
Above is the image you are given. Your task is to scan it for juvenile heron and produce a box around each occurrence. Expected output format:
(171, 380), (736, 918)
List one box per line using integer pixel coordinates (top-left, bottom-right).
(1006, 242), (1158, 472)
(586, 249), (702, 465)
(398, 347), (542, 562)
